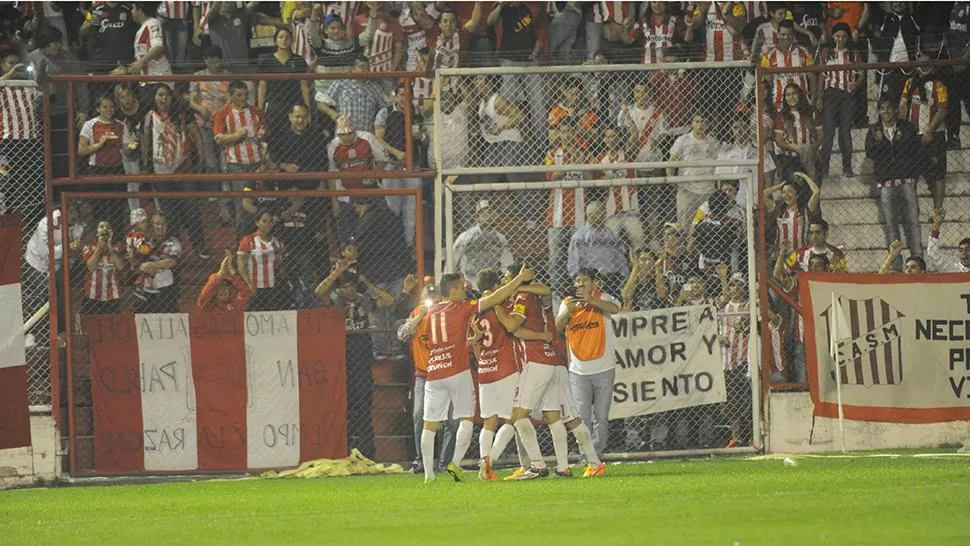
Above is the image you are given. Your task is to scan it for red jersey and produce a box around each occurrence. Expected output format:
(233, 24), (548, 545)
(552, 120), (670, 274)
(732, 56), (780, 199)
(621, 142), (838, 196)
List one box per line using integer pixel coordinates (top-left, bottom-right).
(331, 136), (375, 189)
(427, 27), (468, 70)
(820, 46), (863, 92)
(157, 1), (189, 19)
(196, 273), (252, 312)
(589, 1), (633, 24)
(902, 78), (949, 135)
(82, 243), (124, 301)
(635, 14), (684, 64)
(702, 2), (746, 62)
(237, 232), (283, 289)
(474, 304), (519, 384)
(426, 299), (480, 381)
(0, 84), (40, 140)
(213, 103), (265, 165)
(720, 300), (749, 372)
(80, 118), (126, 168)
(351, 12), (403, 72)
(761, 44), (814, 109)
(511, 293), (559, 366)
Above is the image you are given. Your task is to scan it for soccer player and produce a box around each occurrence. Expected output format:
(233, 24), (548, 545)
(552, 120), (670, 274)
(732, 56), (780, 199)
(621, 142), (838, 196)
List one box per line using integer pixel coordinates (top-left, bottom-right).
(420, 265), (536, 483)
(469, 269), (552, 481)
(503, 266), (606, 479)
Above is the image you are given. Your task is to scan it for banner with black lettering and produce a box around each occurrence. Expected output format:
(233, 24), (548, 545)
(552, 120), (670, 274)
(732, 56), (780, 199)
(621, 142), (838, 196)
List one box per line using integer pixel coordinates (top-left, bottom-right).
(609, 305), (726, 419)
(86, 308), (347, 474)
(801, 272), (970, 423)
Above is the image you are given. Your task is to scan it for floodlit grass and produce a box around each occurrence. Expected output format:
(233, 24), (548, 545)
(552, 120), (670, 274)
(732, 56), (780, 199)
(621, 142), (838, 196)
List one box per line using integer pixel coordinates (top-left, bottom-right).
(2, 455), (969, 545)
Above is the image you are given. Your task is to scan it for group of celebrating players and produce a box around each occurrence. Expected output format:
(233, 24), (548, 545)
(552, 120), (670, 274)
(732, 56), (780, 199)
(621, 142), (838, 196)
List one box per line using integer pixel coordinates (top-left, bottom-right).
(405, 263), (611, 482)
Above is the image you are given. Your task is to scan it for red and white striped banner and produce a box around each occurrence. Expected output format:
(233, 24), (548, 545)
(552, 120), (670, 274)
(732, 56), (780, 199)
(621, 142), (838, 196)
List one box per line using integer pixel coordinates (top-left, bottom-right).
(802, 272), (970, 423)
(84, 309), (347, 474)
(0, 215), (31, 450)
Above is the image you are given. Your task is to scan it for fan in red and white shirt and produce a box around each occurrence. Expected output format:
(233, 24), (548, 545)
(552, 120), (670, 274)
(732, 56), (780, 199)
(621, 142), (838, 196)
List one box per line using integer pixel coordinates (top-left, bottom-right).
(81, 220), (126, 315)
(118, 3), (173, 77)
(350, 2), (404, 72)
(237, 209), (285, 311)
(544, 122), (591, 230)
(773, 244), (827, 384)
(213, 80), (265, 167)
(626, 2), (691, 65)
(1, 50), (44, 224)
(78, 95), (130, 174)
(760, 21), (815, 109)
(693, 2), (749, 62)
(425, 4), (482, 70)
(327, 115), (389, 191)
(0, 51), (40, 142)
(751, 4), (789, 59)
(597, 126), (645, 250)
(718, 271), (751, 447)
(768, 172), (819, 250)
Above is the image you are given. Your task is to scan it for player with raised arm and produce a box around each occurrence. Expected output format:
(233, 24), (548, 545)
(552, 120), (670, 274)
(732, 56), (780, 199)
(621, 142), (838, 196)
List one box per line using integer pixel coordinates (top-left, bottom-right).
(503, 265), (606, 480)
(420, 265), (536, 483)
(468, 269), (553, 481)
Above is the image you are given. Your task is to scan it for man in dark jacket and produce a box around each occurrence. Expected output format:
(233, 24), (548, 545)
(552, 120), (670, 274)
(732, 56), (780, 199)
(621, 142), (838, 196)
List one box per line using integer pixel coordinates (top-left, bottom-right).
(865, 98), (923, 271)
(864, 2), (922, 105)
(348, 195), (413, 357)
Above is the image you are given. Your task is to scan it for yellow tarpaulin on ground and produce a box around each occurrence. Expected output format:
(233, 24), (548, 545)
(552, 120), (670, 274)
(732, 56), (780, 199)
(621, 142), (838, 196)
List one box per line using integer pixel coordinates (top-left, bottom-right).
(260, 449), (405, 479)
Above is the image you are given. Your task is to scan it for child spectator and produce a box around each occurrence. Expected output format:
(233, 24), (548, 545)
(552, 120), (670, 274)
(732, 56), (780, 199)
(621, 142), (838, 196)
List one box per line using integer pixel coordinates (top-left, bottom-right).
(198, 250), (252, 312)
(237, 209), (286, 312)
(81, 220), (125, 315)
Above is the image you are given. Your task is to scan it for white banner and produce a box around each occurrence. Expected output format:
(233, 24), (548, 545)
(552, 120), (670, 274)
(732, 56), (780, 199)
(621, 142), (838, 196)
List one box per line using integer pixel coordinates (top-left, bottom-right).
(608, 305), (726, 419)
(802, 272), (970, 423)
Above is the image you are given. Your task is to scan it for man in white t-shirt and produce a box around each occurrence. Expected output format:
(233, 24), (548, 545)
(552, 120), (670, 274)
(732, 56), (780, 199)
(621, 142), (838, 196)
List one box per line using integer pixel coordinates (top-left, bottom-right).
(667, 114), (719, 225)
(117, 2), (173, 78)
(555, 268), (620, 457)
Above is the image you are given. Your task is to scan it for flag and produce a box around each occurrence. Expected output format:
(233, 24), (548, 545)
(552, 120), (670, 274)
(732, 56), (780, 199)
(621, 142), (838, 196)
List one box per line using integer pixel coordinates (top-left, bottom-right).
(85, 308), (348, 473)
(823, 296), (905, 386)
(0, 215), (31, 450)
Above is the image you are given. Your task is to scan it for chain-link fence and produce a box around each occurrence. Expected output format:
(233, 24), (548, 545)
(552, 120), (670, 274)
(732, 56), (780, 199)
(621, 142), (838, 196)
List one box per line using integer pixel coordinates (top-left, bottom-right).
(756, 57), (970, 390)
(433, 62), (754, 178)
(0, 78), (56, 409)
(437, 172), (758, 461)
(58, 188), (423, 475)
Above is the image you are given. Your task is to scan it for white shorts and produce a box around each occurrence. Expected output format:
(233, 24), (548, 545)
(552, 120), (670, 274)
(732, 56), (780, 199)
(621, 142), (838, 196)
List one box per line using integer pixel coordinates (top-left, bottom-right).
(513, 362), (558, 412)
(423, 369), (476, 422)
(549, 366), (578, 421)
(479, 373), (519, 420)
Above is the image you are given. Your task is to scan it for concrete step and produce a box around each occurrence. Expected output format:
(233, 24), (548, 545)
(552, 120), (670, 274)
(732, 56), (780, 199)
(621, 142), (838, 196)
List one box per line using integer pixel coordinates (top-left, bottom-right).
(827, 222), (964, 253)
(819, 147), (970, 180)
(818, 196), (970, 226)
(817, 176), (970, 200)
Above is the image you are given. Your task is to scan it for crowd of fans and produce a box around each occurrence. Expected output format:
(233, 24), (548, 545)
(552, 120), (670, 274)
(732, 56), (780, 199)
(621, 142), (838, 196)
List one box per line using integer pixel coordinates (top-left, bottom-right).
(4, 1), (970, 458)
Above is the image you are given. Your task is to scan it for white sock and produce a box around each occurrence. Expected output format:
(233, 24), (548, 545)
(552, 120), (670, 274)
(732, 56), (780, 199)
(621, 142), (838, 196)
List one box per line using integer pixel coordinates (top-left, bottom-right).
(451, 420), (474, 467)
(548, 420), (569, 472)
(571, 422), (601, 466)
(479, 428), (495, 459)
(514, 432), (529, 468)
(489, 424), (516, 460)
(421, 428), (436, 480)
(514, 418), (546, 469)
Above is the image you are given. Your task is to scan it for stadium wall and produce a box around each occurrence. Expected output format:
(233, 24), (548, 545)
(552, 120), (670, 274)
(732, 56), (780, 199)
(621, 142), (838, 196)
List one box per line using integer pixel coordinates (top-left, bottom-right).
(0, 410), (59, 488)
(767, 392), (970, 453)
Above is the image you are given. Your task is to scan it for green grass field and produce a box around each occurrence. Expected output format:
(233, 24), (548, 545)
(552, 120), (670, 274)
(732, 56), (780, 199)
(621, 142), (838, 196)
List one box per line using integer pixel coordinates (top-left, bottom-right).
(2, 454), (969, 545)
